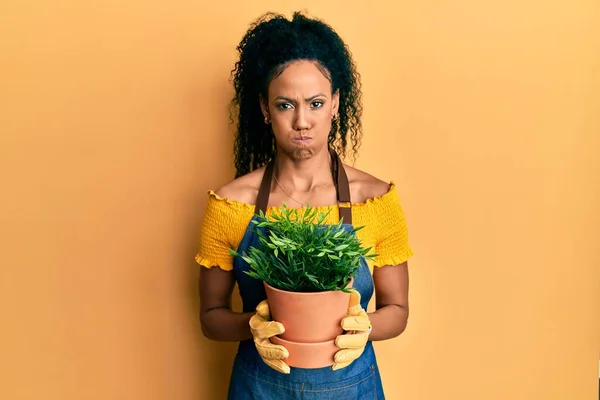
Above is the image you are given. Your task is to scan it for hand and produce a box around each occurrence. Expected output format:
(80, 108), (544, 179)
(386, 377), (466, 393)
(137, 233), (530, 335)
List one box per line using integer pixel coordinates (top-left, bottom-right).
(333, 289), (371, 371)
(249, 299), (290, 374)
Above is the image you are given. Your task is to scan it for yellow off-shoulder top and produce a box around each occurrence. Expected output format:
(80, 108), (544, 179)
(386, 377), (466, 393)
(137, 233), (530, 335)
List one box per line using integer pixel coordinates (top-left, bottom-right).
(195, 182), (413, 271)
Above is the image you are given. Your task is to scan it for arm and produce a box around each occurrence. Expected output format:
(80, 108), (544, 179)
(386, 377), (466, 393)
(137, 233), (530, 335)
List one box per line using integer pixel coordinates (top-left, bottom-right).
(199, 266), (254, 342)
(367, 262), (409, 341)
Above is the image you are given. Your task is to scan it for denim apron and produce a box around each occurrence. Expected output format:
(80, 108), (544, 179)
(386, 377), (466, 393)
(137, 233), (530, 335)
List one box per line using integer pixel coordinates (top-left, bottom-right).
(227, 150), (386, 399)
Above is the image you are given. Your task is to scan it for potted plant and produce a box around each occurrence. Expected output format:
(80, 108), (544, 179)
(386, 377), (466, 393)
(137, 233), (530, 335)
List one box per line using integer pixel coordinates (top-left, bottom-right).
(230, 205), (376, 368)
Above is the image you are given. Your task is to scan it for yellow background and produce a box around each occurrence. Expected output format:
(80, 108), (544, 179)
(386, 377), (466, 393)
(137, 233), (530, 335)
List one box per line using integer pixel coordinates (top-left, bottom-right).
(1, 1), (599, 399)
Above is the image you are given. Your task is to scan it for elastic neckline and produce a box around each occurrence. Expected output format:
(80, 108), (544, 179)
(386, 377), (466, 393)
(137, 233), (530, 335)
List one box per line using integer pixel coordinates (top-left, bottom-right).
(206, 182), (397, 212)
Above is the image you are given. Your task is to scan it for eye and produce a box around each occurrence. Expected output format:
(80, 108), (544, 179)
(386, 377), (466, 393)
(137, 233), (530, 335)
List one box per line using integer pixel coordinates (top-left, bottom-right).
(311, 100), (324, 108)
(276, 103), (293, 110)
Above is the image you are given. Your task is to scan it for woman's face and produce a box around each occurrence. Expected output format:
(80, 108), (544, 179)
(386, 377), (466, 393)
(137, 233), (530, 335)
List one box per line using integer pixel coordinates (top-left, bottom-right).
(261, 60), (339, 161)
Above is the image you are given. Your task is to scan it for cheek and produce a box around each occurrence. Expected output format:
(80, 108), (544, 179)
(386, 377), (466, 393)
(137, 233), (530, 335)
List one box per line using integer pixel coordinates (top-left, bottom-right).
(316, 110), (333, 128)
(319, 111), (332, 123)
(269, 115), (290, 138)
(271, 115), (289, 129)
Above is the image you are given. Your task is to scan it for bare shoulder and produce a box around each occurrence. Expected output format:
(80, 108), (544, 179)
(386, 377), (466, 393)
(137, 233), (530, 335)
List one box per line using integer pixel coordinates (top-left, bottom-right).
(214, 167), (265, 205)
(343, 164), (391, 204)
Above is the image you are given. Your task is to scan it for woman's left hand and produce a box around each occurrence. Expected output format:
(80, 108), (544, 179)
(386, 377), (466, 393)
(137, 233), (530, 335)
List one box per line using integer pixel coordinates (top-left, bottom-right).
(332, 289), (371, 370)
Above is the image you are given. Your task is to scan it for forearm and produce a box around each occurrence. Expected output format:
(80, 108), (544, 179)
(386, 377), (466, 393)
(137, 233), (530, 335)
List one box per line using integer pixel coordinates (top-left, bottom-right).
(201, 308), (254, 342)
(367, 304), (408, 341)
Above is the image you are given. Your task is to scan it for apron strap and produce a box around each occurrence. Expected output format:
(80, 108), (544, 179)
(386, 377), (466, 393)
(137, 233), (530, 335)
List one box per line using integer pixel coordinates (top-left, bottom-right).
(330, 148), (352, 225)
(254, 149), (353, 225)
(255, 158), (275, 215)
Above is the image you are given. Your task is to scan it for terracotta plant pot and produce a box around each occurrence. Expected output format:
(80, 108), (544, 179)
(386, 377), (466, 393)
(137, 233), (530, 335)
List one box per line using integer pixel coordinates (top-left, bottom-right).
(263, 279), (353, 369)
(264, 280), (353, 343)
(270, 336), (339, 369)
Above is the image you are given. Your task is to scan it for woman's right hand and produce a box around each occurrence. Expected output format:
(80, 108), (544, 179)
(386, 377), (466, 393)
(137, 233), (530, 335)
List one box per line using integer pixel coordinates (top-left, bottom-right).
(249, 300), (290, 374)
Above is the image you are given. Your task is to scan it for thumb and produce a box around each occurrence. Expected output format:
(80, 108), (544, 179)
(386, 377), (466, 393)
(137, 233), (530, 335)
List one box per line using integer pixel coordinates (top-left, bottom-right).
(347, 289), (363, 316)
(255, 299), (271, 320)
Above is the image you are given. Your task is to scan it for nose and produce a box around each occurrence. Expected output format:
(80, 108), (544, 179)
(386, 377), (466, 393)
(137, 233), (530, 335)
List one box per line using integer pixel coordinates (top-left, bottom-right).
(293, 107), (310, 131)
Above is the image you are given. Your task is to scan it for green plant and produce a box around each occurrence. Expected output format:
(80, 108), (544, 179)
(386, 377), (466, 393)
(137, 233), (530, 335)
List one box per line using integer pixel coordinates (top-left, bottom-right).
(230, 205), (376, 293)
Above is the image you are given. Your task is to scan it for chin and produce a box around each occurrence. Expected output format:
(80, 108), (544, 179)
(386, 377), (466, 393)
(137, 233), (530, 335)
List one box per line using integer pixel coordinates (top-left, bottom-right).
(291, 148), (313, 160)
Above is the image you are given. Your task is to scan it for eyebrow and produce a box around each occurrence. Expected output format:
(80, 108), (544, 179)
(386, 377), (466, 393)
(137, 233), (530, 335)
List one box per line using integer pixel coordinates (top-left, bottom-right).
(273, 94), (327, 103)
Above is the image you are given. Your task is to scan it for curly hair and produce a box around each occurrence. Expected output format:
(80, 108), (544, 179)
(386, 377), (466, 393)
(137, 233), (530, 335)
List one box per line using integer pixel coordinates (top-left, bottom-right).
(229, 11), (363, 178)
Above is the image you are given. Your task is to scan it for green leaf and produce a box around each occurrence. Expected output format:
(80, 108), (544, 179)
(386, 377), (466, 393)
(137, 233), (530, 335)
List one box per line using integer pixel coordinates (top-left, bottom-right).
(234, 203), (369, 292)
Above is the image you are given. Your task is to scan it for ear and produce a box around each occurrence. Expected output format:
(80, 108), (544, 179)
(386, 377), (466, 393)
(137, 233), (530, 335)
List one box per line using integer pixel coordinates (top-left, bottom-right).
(331, 89), (340, 117)
(259, 95), (270, 122)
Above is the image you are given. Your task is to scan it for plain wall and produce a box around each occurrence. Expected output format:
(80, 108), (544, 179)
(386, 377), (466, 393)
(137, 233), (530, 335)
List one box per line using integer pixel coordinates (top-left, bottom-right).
(1, 1), (599, 399)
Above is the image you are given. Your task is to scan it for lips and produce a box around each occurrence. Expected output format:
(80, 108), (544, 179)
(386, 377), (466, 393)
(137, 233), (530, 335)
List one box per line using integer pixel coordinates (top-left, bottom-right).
(292, 136), (312, 143)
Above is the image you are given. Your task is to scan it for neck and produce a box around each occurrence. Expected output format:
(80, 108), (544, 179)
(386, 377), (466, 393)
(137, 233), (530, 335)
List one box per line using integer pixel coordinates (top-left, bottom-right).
(274, 148), (333, 192)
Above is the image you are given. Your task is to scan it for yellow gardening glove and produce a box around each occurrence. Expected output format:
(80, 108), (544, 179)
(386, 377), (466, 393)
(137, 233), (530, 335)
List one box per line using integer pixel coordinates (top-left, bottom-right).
(333, 289), (371, 371)
(249, 299), (290, 374)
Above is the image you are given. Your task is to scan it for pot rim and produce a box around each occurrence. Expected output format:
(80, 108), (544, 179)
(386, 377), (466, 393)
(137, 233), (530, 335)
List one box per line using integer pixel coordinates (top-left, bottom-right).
(270, 335), (337, 347)
(263, 278), (354, 295)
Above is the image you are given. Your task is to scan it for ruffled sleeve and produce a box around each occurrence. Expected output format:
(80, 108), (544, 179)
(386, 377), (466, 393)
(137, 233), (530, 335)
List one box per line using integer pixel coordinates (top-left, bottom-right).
(371, 184), (414, 267)
(194, 191), (254, 271)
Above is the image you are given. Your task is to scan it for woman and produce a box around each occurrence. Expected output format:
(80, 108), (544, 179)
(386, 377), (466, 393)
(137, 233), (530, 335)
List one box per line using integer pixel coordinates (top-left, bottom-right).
(197, 11), (413, 399)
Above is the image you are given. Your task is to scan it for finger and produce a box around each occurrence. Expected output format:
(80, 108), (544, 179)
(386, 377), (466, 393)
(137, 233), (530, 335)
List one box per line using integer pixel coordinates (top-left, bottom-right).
(346, 290), (364, 316)
(249, 315), (285, 339)
(254, 338), (289, 360)
(249, 312), (268, 328)
(340, 312), (371, 331)
(335, 331), (369, 349)
(255, 300), (271, 319)
(262, 358), (291, 374)
(347, 289), (361, 308)
(251, 322), (285, 339)
(333, 346), (366, 364)
(331, 360), (354, 371)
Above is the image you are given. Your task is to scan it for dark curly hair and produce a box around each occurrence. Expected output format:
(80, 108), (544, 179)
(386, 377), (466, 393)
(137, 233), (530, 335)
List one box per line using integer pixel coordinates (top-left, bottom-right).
(230, 11), (363, 178)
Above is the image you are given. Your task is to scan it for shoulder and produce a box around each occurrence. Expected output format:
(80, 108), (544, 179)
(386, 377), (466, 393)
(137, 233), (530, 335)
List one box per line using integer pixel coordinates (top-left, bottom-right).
(343, 164), (391, 204)
(214, 167), (265, 205)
